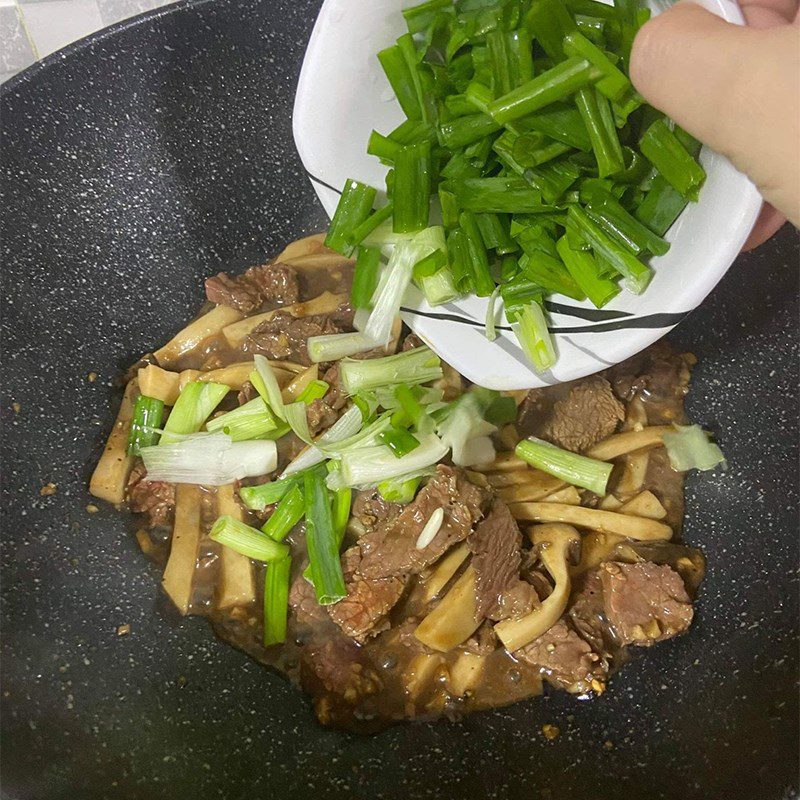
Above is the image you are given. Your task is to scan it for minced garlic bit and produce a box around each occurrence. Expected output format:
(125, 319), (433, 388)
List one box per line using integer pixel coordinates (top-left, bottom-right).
(541, 723), (560, 741)
(116, 624), (131, 637)
(11, 402), (20, 414)
(40, 483), (57, 497)
(85, 504), (100, 514)
(87, 372), (98, 383)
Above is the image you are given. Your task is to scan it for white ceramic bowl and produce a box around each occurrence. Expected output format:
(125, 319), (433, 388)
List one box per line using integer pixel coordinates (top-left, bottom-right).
(293, 0), (762, 390)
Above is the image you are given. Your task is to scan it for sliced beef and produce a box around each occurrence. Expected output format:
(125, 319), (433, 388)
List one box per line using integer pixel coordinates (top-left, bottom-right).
(289, 572), (329, 627)
(205, 262), (299, 313)
(599, 561), (693, 645)
(357, 466), (491, 579)
(126, 462), (175, 527)
(604, 341), (694, 416)
(237, 380), (257, 406)
(568, 570), (610, 654)
(467, 499), (537, 621)
(242, 312), (343, 365)
(462, 621), (499, 656)
(352, 489), (402, 532)
(516, 620), (608, 693)
(518, 376), (624, 453)
(320, 363), (347, 411)
(402, 332), (425, 351)
(327, 547), (407, 642)
(306, 399), (339, 436)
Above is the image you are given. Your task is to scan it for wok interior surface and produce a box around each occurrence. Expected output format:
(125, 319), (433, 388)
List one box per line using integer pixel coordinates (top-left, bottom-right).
(1, 0), (797, 797)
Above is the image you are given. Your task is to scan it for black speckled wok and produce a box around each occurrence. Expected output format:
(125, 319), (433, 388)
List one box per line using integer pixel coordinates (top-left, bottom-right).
(1, 1), (797, 797)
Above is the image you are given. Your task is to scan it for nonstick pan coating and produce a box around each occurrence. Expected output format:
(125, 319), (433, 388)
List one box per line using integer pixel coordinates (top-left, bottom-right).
(1, 1), (797, 798)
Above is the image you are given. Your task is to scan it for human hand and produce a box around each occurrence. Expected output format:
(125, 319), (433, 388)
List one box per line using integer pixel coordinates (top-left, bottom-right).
(630, 0), (800, 250)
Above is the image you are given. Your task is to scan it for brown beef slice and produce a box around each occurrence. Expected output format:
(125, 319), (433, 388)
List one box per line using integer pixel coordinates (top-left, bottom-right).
(242, 312), (342, 365)
(351, 489), (403, 532)
(126, 462), (175, 527)
(467, 499), (537, 621)
(357, 466), (491, 580)
(205, 262), (299, 313)
(568, 569), (610, 654)
(306, 399), (339, 436)
(327, 547), (406, 642)
(600, 561), (693, 645)
(289, 572), (329, 627)
(516, 620), (608, 693)
(519, 376), (624, 453)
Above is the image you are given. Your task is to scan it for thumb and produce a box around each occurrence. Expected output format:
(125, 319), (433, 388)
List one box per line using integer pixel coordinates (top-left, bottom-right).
(630, 2), (800, 224)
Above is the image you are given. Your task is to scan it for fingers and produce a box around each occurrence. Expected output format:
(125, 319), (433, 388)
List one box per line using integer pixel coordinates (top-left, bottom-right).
(741, 204), (787, 251)
(738, 0), (799, 27)
(630, 3), (800, 224)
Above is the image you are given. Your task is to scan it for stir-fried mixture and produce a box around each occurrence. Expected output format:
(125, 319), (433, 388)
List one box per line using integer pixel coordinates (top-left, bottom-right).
(89, 233), (723, 732)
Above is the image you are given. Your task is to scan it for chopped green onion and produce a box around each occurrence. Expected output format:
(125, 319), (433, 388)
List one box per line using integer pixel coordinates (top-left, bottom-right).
(436, 392), (497, 466)
(567, 205), (652, 294)
(210, 515), (289, 562)
(307, 331), (377, 363)
(331, 486), (352, 544)
(525, 0), (578, 60)
(574, 86), (624, 178)
(263, 555), (291, 646)
(351, 246), (382, 310)
(367, 130), (401, 163)
(296, 380), (330, 406)
(639, 119), (706, 202)
(303, 466), (346, 605)
(438, 113), (501, 149)
(419, 266), (460, 306)
(523, 103), (592, 151)
(450, 176), (549, 214)
(394, 383), (426, 430)
(127, 395), (165, 456)
(635, 176), (688, 236)
(239, 473), (304, 511)
(378, 474), (422, 503)
(662, 424), (726, 472)
(501, 275), (546, 319)
(485, 285), (501, 342)
(261, 484), (305, 541)
(379, 425), (421, 458)
(160, 382), (229, 445)
(484, 394), (518, 426)
(348, 202), (395, 249)
(378, 43), (422, 120)
(516, 436), (613, 494)
(556, 235), (620, 308)
(284, 401), (313, 444)
(563, 31), (631, 102)
(324, 179), (378, 256)
(487, 57), (598, 125)
(459, 211), (495, 296)
(205, 397), (278, 441)
(475, 212), (517, 253)
(253, 354), (287, 421)
(393, 141), (432, 233)
(339, 345), (443, 395)
(511, 302), (557, 372)
(337, 433), (449, 488)
(520, 250), (586, 301)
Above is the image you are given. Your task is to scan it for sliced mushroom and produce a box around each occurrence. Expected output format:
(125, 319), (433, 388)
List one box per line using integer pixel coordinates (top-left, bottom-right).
(494, 524), (580, 653)
(414, 565), (482, 652)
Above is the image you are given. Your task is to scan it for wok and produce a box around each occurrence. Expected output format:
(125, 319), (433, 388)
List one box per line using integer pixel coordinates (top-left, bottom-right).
(1, 1), (797, 797)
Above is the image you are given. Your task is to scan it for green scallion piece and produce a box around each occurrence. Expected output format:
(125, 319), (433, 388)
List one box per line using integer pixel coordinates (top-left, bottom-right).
(263, 555), (291, 647)
(325, 179), (378, 255)
(520, 250), (586, 301)
(635, 176), (689, 236)
(511, 302), (557, 372)
(351, 245), (382, 310)
(296, 380), (330, 406)
(210, 515), (289, 562)
(339, 346), (443, 395)
(475, 212), (518, 254)
(378, 43), (422, 120)
(563, 31), (631, 102)
(525, 0), (578, 59)
(567, 205), (652, 294)
(127, 395), (165, 456)
(574, 86), (624, 178)
(332, 486), (352, 545)
(556, 235), (621, 308)
(303, 465), (346, 605)
(438, 113), (501, 149)
(205, 397), (278, 442)
(501, 276), (545, 319)
(348, 201), (394, 249)
(239, 473), (304, 512)
(639, 119), (706, 202)
(488, 57), (597, 125)
(516, 436), (613, 494)
(261, 484), (305, 542)
(378, 475), (422, 503)
(160, 381), (229, 445)
(459, 211), (496, 296)
(450, 176), (549, 214)
(379, 425), (421, 458)
(393, 140), (432, 233)
(367, 130), (402, 163)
